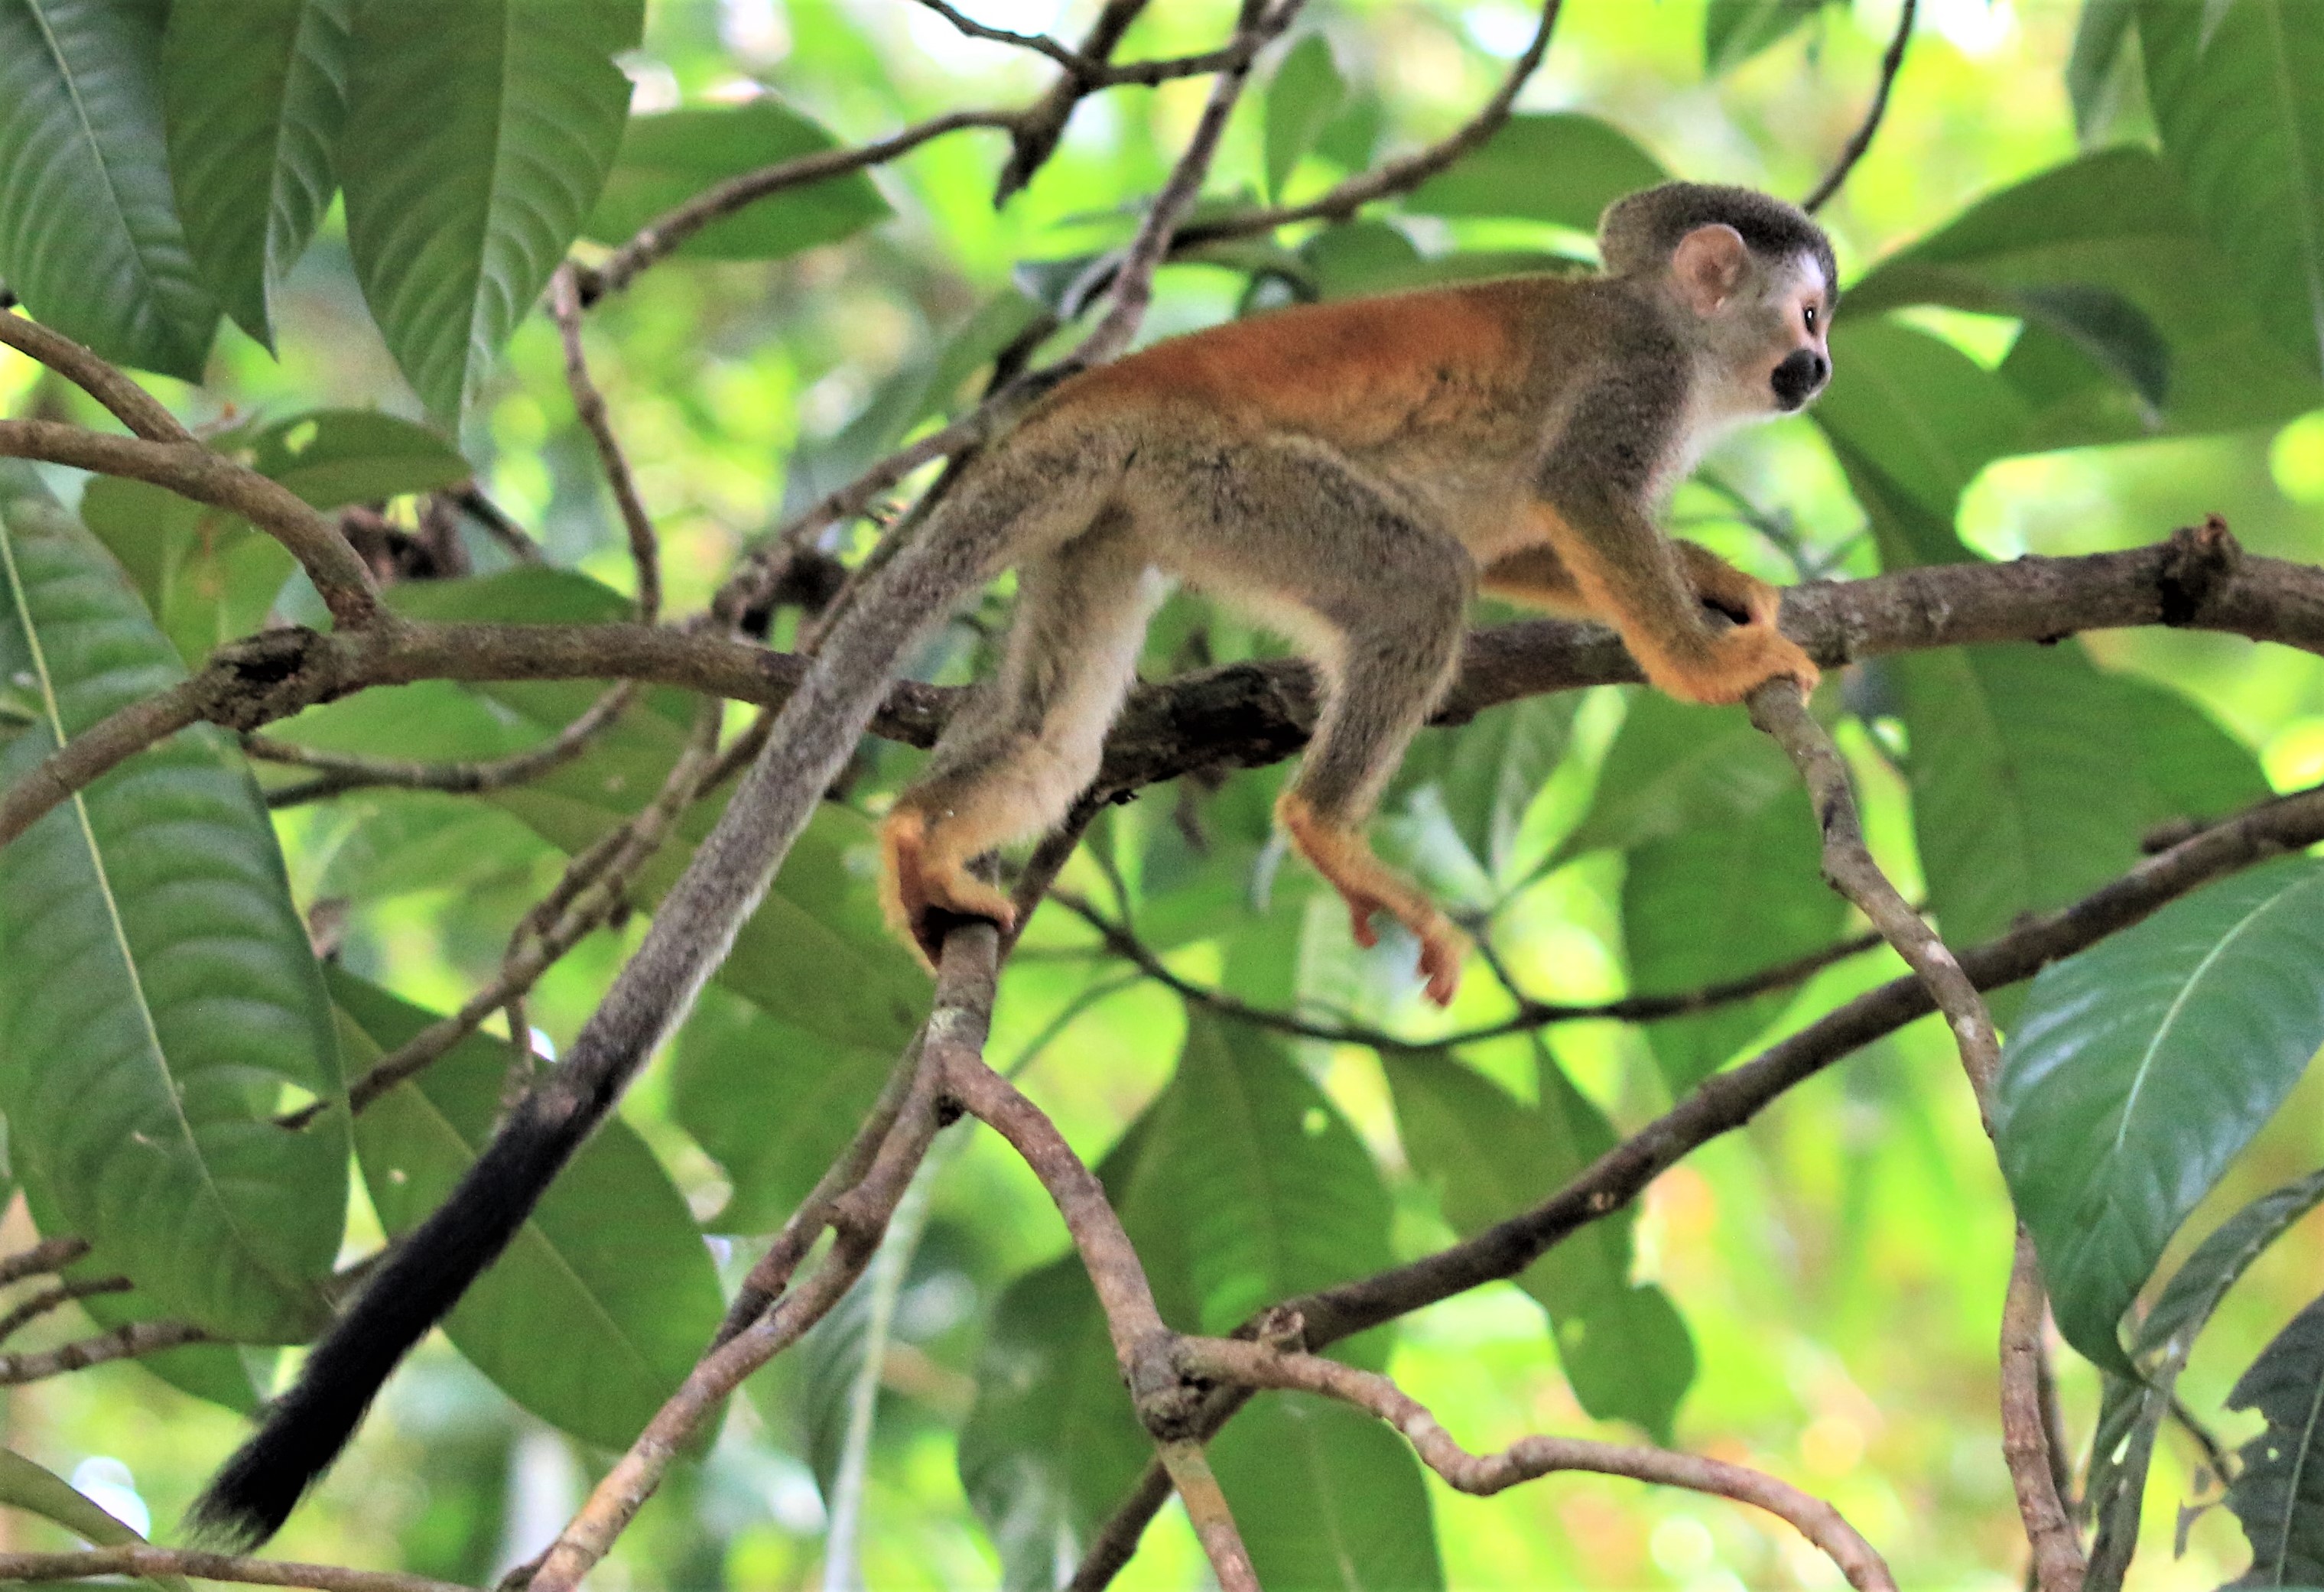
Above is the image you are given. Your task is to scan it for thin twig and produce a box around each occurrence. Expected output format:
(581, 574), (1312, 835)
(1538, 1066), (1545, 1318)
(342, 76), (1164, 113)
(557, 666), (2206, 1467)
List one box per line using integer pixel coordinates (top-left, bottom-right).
(0, 1548), (467, 1592)
(1801, 0), (1919, 213)
(0, 1234), (89, 1287)
(445, 485), (546, 565)
(0, 314), (193, 442)
(1055, 889), (1882, 1046)
(1180, 1335), (1895, 1589)
(0, 1320), (210, 1382)
(550, 266), (660, 622)
(0, 1274), (130, 1342)
(249, 683), (635, 807)
(2004, 1233), (2088, 1591)
(996, 0), (1152, 202)
(1172, 0), (1564, 248)
(0, 418), (380, 629)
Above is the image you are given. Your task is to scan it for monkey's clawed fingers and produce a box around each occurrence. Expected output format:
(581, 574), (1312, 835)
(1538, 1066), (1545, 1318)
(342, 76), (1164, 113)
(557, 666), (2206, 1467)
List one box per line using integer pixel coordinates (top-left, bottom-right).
(879, 810), (1017, 968)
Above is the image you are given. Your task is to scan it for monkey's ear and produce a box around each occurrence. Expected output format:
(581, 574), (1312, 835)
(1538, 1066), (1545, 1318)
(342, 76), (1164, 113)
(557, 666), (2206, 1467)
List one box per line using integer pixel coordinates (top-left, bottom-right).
(1671, 224), (1748, 315)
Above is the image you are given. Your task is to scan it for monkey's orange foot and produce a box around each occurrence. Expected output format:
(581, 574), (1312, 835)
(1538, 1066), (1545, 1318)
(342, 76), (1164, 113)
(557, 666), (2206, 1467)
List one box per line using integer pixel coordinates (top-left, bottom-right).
(1646, 622), (1820, 707)
(1278, 794), (1470, 1006)
(879, 808), (1017, 968)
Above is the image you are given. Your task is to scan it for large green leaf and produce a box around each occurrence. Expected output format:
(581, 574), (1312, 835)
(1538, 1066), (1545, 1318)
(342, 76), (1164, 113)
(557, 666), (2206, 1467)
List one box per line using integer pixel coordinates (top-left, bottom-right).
(2084, 1169), (2324, 1590)
(1402, 694), (1577, 880)
(2225, 1290), (2324, 1585)
(1557, 691), (1797, 864)
(1263, 34), (1345, 203)
(160, 0), (353, 346)
(0, 0), (216, 378)
(1211, 1393), (1443, 1592)
(583, 100), (890, 262)
(1385, 1048), (1695, 1439)
(340, 0), (645, 415)
(1895, 643), (2156, 951)
(79, 477), (293, 671)
(1624, 778), (1843, 1092)
(2139, 0), (2324, 381)
(334, 968), (724, 1447)
(1995, 857), (2324, 1372)
(1403, 112), (1666, 232)
(0, 463), (343, 1340)
(1846, 148), (2322, 441)
(242, 408), (472, 508)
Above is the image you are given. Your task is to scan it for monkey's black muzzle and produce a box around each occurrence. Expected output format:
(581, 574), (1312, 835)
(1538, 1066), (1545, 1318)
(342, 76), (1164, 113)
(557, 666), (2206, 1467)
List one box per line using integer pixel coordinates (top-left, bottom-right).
(1771, 349), (1829, 411)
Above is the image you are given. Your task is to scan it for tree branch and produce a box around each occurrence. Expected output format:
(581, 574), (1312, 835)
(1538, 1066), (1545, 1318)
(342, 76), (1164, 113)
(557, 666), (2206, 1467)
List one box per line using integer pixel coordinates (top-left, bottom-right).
(0, 1548), (467, 1592)
(550, 265), (660, 622)
(0, 1320), (210, 1383)
(1178, 1334), (1896, 1590)
(0, 313), (192, 442)
(248, 683), (635, 807)
(0, 1234), (89, 1287)
(0, 1274), (129, 1343)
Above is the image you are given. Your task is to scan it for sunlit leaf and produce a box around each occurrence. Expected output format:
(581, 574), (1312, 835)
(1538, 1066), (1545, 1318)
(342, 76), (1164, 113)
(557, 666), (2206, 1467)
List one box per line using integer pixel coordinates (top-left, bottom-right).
(1996, 857), (2324, 1372)
(1263, 34), (1345, 203)
(584, 99), (890, 262)
(160, 0), (353, 346)
(1212, 1393), (1443, 1592)
(1704, 0), (1829, 76)
(244, 408), (472, 508)
(340, 0), (645, 414)
(1404, 112), (1666, 232)
(0, 0), (216, 377)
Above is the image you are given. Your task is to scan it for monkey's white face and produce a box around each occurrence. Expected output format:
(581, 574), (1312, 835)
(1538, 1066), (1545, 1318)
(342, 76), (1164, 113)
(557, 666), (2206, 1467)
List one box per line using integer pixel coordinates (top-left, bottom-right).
(1761, 253), (1835, 413)
(1682, 248), (1834, 430)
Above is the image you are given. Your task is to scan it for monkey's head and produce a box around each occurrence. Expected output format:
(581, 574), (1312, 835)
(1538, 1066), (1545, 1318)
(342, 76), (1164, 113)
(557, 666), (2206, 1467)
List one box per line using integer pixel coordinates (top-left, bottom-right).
(1599, 182), (1837, 419)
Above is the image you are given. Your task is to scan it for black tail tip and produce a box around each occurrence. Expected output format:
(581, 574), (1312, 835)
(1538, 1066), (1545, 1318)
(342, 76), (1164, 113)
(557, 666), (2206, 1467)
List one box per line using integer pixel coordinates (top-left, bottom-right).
(184, 1458), (300, 1551)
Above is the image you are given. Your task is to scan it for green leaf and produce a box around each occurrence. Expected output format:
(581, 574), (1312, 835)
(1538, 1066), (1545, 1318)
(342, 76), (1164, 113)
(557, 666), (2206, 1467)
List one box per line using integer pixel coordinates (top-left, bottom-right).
(1421, 694), (1577, 879)
(2066, 0), (2138, 142)
(2114, 672), (2270, 827)
(2138, 0), (2324, 380)
(0, 1448), (188, 1591)
(1557, 692), (1797, 863)
(79, 477), (294, 670)
(584, 99), (889, 262)
(1847, 148), (2322, 441)
(1403, 112), (1666, 232)
(244, 408), (472, 508)
(1624, 781), (1844, 1091)
(1263, 34), (1345, 203)
(2084, 1169), (2324, 1589)
(160, 0), (353, 346)
(1211, 1394), (1443, 1592)
(1895, 643), (2157, 950)
(2225, 1290), (2324, 1584)
(1385, 1048), (1694, 1438)
(1995, 857), (2324, 1373)
(1815, 318), (2029, 548)
(334, 967), (724, 1447)
(0, 0), (216, 378)
(0, 463), (343, 1340)
(340, 0), (645, 415)
(1704, 0), (1828, 75)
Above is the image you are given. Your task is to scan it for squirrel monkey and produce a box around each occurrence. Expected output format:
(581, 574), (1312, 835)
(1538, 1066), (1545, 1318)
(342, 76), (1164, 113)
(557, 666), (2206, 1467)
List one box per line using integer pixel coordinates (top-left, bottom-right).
(191, 182), (1833, 1545)
(882, 180), (1832, 1004)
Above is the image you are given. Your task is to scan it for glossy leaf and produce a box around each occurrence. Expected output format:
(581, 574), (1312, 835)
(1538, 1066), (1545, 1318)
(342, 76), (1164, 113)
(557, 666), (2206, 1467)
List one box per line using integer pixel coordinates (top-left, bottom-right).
(1211, 1393), (1444, 1592)
(1404, 112), (1666, 232)
(0, 0), (216, 378)
(1386, 1048), (1694, 1438)
(1704, 0), (1828, 75)
(1846, 149), (2321, 441)
(0, 463), (343, 1340)
(1263, 34), (1345, 202)
(2139, 0), (2324, 380)
(0, 1447), (187, 1590)
(340, 0), (645, 415)
(2085, 1169), (2324, 1589)
(584, 99), (889, 262)
(1996, 857), (2324, 1372)
(160, 0), (353, 346)
(335, 968), (724, 1447)
(2225, 1290), (2324, 1585)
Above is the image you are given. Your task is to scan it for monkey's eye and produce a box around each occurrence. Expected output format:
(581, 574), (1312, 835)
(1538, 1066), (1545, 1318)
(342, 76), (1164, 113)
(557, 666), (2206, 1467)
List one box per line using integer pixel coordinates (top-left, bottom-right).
(1804, 304), (1819, 333)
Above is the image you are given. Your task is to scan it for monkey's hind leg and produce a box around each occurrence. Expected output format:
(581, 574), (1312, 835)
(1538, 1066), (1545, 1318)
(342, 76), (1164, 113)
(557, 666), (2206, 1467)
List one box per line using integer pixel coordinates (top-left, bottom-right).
(881, 517), (1163, 963)
(1185, 449), (1474, 1005)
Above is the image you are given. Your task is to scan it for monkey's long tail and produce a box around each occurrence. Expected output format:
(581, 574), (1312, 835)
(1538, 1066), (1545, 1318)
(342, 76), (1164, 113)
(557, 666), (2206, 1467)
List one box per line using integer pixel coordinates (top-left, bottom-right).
(189, 490), (1022, 1548)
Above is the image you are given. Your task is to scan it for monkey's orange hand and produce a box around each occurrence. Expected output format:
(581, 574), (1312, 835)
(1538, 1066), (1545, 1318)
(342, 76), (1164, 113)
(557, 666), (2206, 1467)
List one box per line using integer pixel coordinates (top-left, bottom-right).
(879, 808), (1018, 968)
(1277, 794), (1469, 1006)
